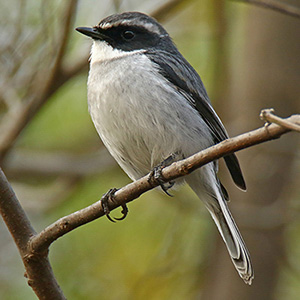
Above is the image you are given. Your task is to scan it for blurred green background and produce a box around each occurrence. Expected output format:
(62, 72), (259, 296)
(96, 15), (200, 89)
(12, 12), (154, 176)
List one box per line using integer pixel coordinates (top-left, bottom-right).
(0, 0), (299, 299)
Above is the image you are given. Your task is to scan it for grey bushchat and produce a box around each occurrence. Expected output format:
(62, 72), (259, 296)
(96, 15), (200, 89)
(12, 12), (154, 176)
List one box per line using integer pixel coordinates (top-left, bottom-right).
(76, 11), (253, 284)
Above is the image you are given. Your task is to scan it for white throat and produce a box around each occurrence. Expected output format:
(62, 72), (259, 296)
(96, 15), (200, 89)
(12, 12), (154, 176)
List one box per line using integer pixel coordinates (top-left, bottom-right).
(90, 40), (144, 64)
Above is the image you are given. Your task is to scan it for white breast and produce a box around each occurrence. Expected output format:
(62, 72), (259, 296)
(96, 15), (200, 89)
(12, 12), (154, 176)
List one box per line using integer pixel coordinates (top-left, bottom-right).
(87, 40), (213, 180)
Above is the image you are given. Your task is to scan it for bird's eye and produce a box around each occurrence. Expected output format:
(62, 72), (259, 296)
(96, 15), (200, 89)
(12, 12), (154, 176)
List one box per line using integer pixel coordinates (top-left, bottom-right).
(122, 30), (135, 40)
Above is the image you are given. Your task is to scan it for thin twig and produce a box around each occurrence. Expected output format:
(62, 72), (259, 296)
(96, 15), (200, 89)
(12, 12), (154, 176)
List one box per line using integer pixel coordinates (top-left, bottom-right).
(151, 0), (189, 21)
(42, 0), (78, 96)
(0, 0), (78, 163)
(235, 0), (300, 19)
(260, 108), (300, 133)
(29, 112), (300, 253)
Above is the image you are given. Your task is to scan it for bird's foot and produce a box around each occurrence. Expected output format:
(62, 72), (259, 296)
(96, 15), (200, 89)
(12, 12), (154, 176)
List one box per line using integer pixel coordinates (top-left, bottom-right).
(101, 188), (129, 222)
(148, 154), (177, 197)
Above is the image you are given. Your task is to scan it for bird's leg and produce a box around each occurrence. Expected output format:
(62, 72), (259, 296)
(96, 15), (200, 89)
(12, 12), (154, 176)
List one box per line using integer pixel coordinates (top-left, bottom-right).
(148, 153), (178, 197)
(101, 188), (129, 222)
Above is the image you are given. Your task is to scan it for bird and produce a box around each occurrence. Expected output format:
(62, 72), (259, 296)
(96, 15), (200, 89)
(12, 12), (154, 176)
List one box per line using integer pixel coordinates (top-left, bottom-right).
(76, 11), (254, 284)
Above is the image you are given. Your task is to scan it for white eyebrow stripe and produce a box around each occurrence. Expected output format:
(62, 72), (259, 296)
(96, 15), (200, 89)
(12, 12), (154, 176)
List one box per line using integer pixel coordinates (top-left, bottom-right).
(99, 20), (162, 35)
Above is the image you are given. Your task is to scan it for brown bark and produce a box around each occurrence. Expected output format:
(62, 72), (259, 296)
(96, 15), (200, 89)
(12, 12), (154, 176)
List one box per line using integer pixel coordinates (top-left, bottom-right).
(202, 4), (300, 300)
(0, 169), (66, 300)
(29, 112), (298, 253)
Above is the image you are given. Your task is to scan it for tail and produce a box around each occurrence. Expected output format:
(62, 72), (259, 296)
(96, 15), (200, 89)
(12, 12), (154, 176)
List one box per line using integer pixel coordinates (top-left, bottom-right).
(208, 196), (254, 284)
(186, 165), (254, 285)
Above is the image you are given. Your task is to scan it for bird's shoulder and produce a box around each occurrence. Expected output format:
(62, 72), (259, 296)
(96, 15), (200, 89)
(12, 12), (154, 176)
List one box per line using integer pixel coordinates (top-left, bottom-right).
(145, 49), (227, 142)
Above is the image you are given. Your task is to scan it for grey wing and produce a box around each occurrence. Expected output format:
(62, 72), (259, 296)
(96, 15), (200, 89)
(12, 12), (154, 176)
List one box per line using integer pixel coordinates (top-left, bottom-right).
(146, 50), (246, 190)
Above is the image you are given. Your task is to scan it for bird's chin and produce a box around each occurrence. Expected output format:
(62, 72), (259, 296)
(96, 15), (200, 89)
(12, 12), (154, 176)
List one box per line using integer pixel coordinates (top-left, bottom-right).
(90, 41), (116, 64)
(90, 40), (145, 65)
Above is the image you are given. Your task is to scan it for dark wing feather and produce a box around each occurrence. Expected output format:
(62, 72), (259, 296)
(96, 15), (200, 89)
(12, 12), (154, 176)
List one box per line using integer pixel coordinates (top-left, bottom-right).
(146, 49), (246, 190)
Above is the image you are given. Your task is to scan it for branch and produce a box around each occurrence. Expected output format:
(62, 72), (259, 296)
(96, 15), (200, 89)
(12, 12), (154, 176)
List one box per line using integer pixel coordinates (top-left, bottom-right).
(0, 110), (299, 298)
(235, 0), (300, 19)
(29, 111), (300, 253)
(0, 169), (66, 299)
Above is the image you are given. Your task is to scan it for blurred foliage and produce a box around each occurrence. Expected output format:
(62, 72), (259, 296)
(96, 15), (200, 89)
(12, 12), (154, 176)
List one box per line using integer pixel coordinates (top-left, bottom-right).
(0, 0), (300, 299)
(19, 75), (96, 152)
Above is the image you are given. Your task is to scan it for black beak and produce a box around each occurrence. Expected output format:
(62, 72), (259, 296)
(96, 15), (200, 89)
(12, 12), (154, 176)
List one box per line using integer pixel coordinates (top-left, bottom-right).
(76, 27), (106, 40)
